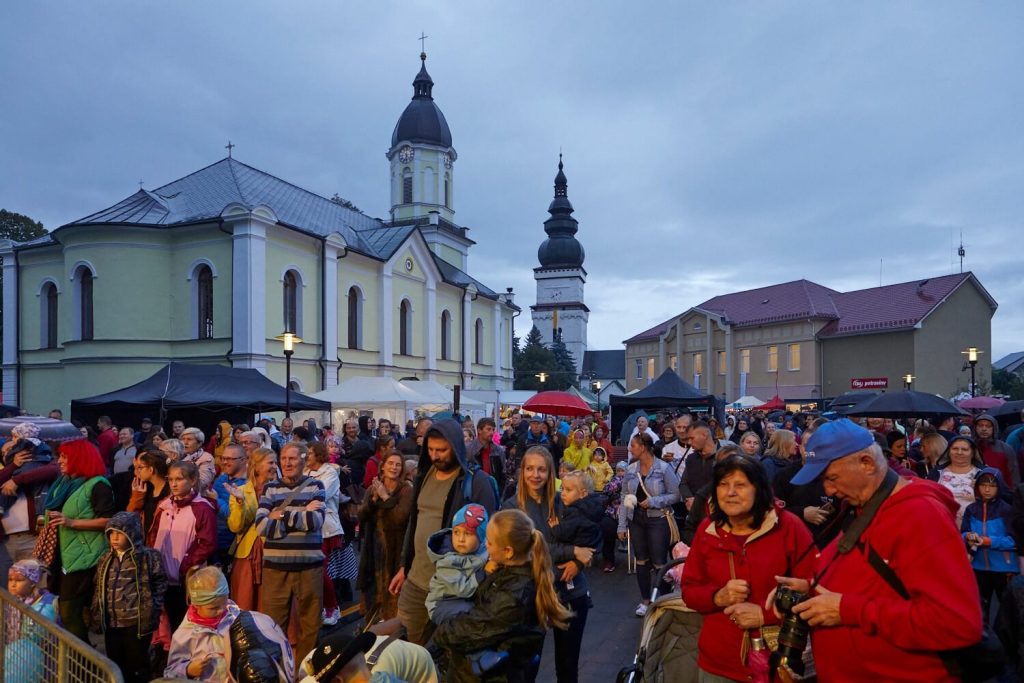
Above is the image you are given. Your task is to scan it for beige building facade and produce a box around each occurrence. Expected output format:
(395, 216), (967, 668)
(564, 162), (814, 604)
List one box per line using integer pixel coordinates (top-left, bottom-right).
(624, 273), (996, 403)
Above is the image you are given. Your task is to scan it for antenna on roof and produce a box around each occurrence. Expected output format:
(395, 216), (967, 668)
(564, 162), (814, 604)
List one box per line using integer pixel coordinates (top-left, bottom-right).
(138, 179), (144, 189)
(958, 231), (966, 273)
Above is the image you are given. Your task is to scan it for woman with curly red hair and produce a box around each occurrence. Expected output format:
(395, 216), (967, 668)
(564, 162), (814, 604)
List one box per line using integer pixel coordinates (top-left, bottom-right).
(39, 438), (114, 639)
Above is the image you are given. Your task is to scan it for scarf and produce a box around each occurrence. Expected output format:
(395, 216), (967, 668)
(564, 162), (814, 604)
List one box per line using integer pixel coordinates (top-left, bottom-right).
(186, 604), (224, 630)
(43, 475), (86, 511)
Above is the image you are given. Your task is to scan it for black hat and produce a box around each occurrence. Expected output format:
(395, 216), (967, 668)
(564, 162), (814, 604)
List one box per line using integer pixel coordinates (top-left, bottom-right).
(141, 417), (153, 424)
(301, 630), (376, 681)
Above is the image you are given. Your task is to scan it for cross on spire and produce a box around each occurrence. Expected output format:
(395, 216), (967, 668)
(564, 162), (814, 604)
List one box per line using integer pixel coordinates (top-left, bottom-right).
(419, 32), (428, 54)
(225, 140), (235, 157)
(138, 179), (144, 189)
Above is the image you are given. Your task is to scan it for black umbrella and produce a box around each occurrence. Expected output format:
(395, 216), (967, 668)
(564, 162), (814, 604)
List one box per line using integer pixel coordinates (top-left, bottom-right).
(0, 416), (84, 443)
(991, 400), (1024, 423)
(845, 390), (967, 419)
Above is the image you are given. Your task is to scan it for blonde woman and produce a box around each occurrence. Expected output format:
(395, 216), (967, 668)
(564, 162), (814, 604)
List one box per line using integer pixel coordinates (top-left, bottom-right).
(226, 447), (277, 611)
(760, 429), (798, 484)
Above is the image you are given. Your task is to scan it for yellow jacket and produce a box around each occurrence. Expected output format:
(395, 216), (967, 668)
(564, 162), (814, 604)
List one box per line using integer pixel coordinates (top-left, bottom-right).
(227, 480), (260, 558)
(562, 444), (593, 472)
(588, 460), (614, 492)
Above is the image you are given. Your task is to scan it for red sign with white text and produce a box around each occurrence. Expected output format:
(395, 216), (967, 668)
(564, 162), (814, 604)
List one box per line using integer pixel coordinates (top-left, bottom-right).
(851, 377), (888, 390)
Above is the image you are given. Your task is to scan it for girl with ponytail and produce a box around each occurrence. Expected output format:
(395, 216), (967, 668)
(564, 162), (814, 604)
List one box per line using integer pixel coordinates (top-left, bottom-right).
(434, 509), (572, 682)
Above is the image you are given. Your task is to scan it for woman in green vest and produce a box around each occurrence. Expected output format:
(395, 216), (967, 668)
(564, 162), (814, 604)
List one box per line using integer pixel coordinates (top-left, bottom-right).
(41, 439), (114, 640)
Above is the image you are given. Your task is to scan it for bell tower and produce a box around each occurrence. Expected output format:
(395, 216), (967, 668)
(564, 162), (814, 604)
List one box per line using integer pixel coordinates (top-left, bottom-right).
(531, 156), (588, 374)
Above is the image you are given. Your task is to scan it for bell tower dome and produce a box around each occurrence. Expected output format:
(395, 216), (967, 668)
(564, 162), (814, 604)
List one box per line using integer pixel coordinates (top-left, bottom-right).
(387, 52), (456, 225)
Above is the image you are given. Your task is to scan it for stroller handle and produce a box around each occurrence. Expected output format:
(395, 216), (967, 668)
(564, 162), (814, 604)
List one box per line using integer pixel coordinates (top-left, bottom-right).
(654, 556), (686, 588)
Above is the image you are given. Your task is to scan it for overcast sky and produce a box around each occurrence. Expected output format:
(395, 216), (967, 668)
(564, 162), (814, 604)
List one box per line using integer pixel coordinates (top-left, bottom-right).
(2, 2), (1021, 360)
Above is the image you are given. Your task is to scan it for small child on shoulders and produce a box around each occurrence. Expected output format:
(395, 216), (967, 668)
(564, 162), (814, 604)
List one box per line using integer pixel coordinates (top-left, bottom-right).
(552, 471), (604, 557)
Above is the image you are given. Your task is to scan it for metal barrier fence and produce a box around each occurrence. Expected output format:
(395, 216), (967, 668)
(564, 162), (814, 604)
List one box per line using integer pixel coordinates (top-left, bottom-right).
(0, 587), (123, 683)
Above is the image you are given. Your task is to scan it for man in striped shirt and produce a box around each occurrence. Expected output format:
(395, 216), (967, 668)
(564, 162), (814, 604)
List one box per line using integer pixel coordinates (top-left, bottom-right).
(256, 441), (325, 671)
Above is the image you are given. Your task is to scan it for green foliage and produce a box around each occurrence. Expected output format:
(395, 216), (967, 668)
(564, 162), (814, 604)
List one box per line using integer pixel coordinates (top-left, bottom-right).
(0, 210), (47, 242)
(994, 369), (1024, 400)
(513, 326), (578, 391)
(329, 194), (361, 213)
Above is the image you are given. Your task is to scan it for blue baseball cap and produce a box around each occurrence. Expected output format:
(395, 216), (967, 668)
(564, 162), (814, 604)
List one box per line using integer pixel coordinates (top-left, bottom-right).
(790, 419), (875, 485)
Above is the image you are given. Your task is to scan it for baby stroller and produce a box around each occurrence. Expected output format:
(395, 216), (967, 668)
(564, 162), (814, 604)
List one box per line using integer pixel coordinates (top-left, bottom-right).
(616, 557), (703, 683)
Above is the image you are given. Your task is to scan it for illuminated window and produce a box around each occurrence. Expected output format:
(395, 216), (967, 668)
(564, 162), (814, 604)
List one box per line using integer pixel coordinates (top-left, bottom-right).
(768, 346), (778, 372)
(788, 343), (801, 371)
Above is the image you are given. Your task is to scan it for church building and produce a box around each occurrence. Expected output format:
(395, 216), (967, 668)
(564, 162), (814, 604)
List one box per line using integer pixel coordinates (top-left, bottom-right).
(1, 52), (518, 415)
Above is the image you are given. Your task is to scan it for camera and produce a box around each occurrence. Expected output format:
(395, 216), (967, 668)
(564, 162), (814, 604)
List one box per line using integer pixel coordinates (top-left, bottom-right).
(771, 586), (810, 676)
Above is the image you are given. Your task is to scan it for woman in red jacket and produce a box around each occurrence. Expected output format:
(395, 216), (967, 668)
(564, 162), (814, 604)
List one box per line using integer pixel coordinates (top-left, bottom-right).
(681, 456), (815, 682)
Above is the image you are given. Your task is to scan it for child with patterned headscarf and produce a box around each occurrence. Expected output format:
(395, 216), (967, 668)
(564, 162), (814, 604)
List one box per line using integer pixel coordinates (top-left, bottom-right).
(4, 559), (58, 682)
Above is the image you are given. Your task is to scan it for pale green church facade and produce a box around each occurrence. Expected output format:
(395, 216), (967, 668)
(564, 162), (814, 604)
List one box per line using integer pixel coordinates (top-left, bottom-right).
(1, 54), (517, 415)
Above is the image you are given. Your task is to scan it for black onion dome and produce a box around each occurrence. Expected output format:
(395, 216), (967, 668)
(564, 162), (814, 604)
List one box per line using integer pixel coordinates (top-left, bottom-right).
(537, 155), (585, 268)
(391, 53), (453, 148)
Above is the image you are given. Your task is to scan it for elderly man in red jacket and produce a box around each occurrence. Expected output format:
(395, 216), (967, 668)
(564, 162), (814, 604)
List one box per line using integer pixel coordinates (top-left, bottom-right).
(773, 419), (982, 682)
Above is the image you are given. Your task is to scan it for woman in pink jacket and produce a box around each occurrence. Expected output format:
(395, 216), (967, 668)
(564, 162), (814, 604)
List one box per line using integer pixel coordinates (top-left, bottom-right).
(150, 460), (216, 631)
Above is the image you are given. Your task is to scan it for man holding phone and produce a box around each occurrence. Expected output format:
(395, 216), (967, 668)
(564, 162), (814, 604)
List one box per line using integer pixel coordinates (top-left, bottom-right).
(212, 444), (248, 565)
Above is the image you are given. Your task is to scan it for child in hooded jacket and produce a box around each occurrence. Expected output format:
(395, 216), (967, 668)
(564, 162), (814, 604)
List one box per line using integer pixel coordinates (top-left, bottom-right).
(4, 560), (57, 683)
(91, 511), (168, 683)
(426, 503), (491, 623)
(962, 467), (1019, 619)
(433, 509), (574, 683)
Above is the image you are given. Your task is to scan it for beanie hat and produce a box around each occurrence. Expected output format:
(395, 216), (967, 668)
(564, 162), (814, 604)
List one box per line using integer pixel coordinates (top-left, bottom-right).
(452, 503), (489, 545)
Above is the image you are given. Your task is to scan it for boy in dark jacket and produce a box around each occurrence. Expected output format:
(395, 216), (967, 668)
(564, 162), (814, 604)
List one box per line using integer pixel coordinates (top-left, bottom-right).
(91, 511), (168, 683)
(551, 471), (604, 562)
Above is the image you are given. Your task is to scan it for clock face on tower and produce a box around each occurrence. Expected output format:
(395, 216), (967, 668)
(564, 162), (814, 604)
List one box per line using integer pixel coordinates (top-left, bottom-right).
(443, 153), (453, 169)
(398, 146), (414, 163)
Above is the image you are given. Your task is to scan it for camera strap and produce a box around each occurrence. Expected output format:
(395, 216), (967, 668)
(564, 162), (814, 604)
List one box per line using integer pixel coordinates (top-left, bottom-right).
(809, 469), (900, 589)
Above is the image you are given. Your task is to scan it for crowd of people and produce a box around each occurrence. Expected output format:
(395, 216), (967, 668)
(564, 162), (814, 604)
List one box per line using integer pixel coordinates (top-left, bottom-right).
(1, 404), (1023, 682)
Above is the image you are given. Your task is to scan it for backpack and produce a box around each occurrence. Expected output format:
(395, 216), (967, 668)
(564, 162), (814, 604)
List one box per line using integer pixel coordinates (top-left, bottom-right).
(463, 460), (501, 509)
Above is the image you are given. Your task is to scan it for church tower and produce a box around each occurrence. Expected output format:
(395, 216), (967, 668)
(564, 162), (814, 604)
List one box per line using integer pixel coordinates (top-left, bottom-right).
(388, 52), (472, 270)
(531, 156), (588, 375)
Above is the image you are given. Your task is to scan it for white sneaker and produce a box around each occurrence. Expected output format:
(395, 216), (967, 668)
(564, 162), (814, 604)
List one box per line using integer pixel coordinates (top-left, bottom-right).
(322, 608), (340, 626)
(634, 602), (648, 617)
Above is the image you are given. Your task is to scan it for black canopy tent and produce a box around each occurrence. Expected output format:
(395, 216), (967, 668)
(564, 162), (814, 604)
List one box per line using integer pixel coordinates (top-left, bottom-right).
(71, 362), (331, 436)
(609, 369), (723, 445)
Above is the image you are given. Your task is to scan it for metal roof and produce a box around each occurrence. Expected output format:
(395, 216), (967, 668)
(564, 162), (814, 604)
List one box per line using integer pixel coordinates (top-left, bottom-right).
(582, 350), (625, 380)
(67, 158), (382, 254)
(624, 272), (996, 344)
(995, 352), (1024, 373)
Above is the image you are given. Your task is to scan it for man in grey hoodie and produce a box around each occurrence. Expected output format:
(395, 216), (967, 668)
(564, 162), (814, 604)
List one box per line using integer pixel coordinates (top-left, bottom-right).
(387, 418), (499, 644)
(975, 413), (1021, 486)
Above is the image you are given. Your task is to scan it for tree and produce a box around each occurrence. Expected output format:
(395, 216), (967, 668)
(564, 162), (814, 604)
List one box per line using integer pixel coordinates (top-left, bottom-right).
(0, 210), (47, 243)
(550, 338), (579, 391)
(514, 326), (558, 391)
(994, 369), (1024, 400)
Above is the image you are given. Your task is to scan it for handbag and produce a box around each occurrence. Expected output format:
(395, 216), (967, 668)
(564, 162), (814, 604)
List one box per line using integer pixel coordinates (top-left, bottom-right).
(637, 468), (681, 545)
(728, 551), (774, 681)
(34, 517), (59, 567)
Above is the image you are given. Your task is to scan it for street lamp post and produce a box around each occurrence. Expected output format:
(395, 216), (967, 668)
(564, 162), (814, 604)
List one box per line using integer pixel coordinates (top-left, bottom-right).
(591, 379), (602, 414)
(536, 372), (548, 387)
(961, 347), (982, 397)
(903, 374), (914, 391)
(276, 331), (302, 417)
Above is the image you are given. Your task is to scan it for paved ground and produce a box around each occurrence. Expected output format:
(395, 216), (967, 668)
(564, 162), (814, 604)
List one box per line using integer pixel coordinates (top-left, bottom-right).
(537, 553), (646, 682)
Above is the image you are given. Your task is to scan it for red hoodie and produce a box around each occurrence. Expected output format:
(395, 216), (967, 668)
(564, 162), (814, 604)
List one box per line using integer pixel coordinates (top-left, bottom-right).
(681, 507), (815, 681)
(811, 478), (982, 682)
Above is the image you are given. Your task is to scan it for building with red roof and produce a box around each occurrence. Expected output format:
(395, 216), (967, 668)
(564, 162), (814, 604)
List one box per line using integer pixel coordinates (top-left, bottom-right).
(623, 272), (996, 402)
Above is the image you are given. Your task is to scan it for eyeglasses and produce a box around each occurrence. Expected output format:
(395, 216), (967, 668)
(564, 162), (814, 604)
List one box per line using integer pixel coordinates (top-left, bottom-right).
(221, 457), (245, 463)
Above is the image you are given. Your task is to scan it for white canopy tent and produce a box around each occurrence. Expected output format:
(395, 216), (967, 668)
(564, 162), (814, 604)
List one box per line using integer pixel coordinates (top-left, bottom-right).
(730, 395), (765, 409)
(398, 379), (491, 422)
(301, 376), (437, 429)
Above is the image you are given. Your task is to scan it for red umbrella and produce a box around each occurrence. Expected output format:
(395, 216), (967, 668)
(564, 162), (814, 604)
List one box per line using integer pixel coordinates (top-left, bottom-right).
(522, 391), (594, 417)
(957, 396), (1005, 411)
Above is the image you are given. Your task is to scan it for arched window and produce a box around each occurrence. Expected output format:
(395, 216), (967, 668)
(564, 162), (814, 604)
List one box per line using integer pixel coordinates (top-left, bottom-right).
(197, 265), (214, 339)
(72, 265), (94, 341)
(444, 175), (451, 209)
(424, 167), (436, 204)
(40, 282), (58, 349)
(399, 300), (412, 355)
(402, 168), (413, 204)
(283, 270), (299, 334)
(440, 310), (452, 360)
(474, 318), (484, 364)
(347, 286), (362, 350)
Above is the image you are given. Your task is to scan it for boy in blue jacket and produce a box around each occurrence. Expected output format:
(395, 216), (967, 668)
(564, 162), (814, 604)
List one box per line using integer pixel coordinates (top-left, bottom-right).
(962, 467), (1019, 619)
